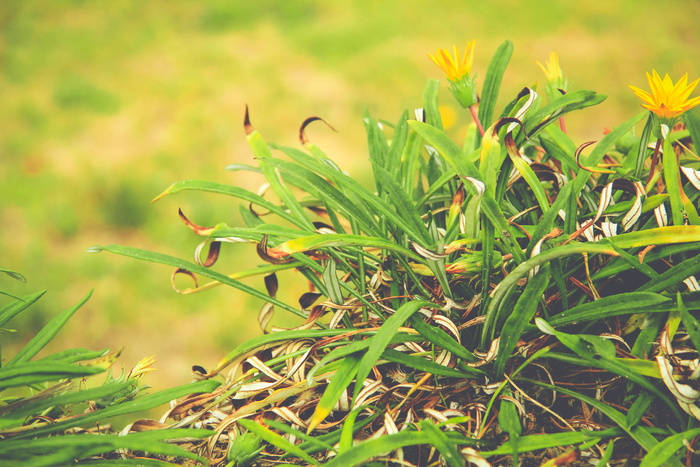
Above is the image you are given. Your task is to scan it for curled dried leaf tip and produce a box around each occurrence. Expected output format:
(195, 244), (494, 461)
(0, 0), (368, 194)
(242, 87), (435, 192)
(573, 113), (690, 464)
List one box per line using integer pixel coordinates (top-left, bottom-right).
(257, 235), (294, 264)
(244, 105), (254, 135)
(178, 208), (217, 236)
(299, 116), (337, 145)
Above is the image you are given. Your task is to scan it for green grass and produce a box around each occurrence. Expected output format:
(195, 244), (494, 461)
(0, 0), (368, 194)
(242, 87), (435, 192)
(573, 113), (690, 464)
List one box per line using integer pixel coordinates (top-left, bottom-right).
(1, 0), (699, 392)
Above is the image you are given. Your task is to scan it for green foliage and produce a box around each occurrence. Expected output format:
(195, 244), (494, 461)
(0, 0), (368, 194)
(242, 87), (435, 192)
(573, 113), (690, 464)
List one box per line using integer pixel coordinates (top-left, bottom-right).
(95, 40), (700, 465)
(0, 273), (218, 466)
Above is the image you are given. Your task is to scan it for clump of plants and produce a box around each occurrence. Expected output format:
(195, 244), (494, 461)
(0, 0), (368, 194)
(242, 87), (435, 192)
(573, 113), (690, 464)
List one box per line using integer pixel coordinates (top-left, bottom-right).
(0, 271), (219, 465)
(94, 40), (700, 465)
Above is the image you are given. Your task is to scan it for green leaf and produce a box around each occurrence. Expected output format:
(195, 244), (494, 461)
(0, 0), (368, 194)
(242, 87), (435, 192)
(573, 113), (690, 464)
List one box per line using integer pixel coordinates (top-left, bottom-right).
(524, 378), (660, 454)
(526, 181), (573, 255)
(0, 361), (107, 391)
(409, 120), (525, 260)
(10, 380), (220, 439)
(494, 268), (549, 375)
(0, 268), (26, 283)
(602, 226), (700, 248)
(381, 348), (480, 378)
(78, 459), (179, 466)
(265, 418), (336, 455)
(7, 290), (92, 366)
(353, 300), (437, 399)
(39, 347), (108, 363)
(372, 162), (432, 245)
(478, 40), (513, 131)
(523, 90), (607, 141)
(248, 128), (315, 230)
(153, 179), (301, 226)
(409, 313), (479, 363)
(544, 292), (670, 328)
(498, 393), (521, 464)
(238, 418), (319, 465)
(268, 158), (382, 236)
(325, 430), (475, 467)
(422, 79), (443, 130)
(481, 428), (621, 456)
(420, 420), (464, 467)
(0, 429), (211, 466)
(338, 405), (365, 455)
(90, 244), (305, 318)
(307, 353), (361, 433)
(640, 427), (700, 467)
(637, 252), (700, 293)
(484, 242), (618, 346)
(408, 120), (480, 181)
(677, 293), (700, 352)
(572, 111), (647, 192)
(268, 233), (421, 261)
(214, 327), (364, 378)
(0, 291), (44, 328)
(322, 259), (343, 305)
(684, 110), (700, 152)
(663, 134), (685, 225)
(365, 111), (390, 168)
(626, 391), (654, 428)
(535, 318), (682, 419)
(540, 126), (579, 175)
(306, 333), (426, 383)
(509, 157), (551, 214)
(0, 380), (133, 430)
(634, 114), (654, 179)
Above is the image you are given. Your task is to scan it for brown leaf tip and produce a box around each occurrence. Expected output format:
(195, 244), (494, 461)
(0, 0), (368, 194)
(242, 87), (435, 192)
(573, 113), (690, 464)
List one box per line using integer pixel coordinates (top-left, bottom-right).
(299, 116), (337, 145)
(244, 105), (254, 135)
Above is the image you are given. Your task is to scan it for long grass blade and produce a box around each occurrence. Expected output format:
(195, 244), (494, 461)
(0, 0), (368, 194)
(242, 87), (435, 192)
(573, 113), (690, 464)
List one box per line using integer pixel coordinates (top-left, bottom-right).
(381, 348), (481, 378)
(0, 291), (45, 328)
(409, 314), (480, 363)
(494, 268), (549, 375)
(10, 380), (220, 439)
(307, 353), (361, 433)
(89, 244), (304, 318)
(639, 427), (700, 467)
(239, 418), (320, 464)
(478, 40), (513, 131)
(352, 300), (437, 400)
(543, 292), (670, 328)
(6, 290), (92, 366)
(0, 429), (211, 466)
(535, 318), (682, 420)
(523, 378), (661, 454)
(663, 134), (685, 225)
(153, 179), (302, 226)
(324, 431), (436, 467)
(420, 420), (464, 467)
(0, 361), (105, 390)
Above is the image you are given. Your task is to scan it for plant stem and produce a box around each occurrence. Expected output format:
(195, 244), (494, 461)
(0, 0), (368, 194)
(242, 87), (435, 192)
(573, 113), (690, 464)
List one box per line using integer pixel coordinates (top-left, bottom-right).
(647, 137), (663, 190)
(469, 104), (485, 137)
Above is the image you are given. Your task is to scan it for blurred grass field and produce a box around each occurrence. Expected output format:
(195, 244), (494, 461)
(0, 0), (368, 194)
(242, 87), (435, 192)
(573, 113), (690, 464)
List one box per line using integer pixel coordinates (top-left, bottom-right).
(1, 0), (699, 390)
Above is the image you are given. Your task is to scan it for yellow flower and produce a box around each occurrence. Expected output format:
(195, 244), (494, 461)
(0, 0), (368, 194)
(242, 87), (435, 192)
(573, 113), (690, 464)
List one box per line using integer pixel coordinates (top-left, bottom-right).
(537, 51), (567, 101)
(128, 355), (157, 379)
(629, 70), (700, 119)
(428, 41), (478, 108)
(428, 41), (475, 82)
(536, 50), (563, 84)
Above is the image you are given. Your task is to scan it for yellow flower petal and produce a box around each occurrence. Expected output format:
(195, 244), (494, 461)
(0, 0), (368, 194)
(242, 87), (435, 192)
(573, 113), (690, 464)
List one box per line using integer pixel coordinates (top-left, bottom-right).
(428, 41), (475, 82)
(630, 70), (700, 119)
(536, 50), (563, 83)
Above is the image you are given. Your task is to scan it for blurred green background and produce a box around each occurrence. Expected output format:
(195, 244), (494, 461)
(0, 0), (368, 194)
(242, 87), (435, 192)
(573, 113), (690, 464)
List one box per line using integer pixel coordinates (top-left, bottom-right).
(2, 0), (699, 389)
